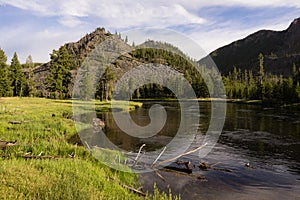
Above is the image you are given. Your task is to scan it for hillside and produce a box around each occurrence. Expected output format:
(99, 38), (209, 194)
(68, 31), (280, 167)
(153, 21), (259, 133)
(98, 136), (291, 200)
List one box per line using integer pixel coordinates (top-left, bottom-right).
(32, 29), (208, 98)
(33, 28), (113, 96)
(199, 17), (300, 76)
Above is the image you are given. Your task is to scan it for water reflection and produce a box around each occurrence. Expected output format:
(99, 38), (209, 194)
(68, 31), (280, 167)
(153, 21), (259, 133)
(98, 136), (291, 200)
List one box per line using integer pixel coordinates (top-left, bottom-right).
(100, 101), (300, 199)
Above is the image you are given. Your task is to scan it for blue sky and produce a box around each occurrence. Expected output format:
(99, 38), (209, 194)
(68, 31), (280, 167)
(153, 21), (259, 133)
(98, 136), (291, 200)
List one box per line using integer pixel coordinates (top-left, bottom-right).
(0, 0), (300, 63)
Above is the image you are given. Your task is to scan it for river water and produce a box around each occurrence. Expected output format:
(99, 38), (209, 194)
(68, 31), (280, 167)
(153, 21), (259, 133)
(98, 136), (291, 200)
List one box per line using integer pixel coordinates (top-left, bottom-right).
(101, 101), (300, 199)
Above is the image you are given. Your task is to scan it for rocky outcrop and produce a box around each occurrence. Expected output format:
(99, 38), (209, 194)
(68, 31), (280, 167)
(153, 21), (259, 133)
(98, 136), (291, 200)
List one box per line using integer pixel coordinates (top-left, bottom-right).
(33, 28), (113, 96)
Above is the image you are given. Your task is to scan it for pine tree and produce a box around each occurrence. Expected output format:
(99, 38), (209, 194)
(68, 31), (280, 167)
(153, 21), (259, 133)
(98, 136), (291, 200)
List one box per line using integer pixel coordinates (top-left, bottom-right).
(23, 55), (36, 96)
(10, 52), (25, 96)
(25, 55), (34, 68)
(103, 67), (116, 101)
(257, 53), (265, 99)
(46, 46), (74, 99)
(0, 48), (12, 96)
(243, 70), (249, 98)
(292, 63), (300, 86)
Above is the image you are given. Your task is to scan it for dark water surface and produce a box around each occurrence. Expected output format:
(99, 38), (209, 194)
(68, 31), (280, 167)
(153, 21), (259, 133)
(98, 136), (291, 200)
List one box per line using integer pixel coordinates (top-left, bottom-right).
(101, 101), (300, 199)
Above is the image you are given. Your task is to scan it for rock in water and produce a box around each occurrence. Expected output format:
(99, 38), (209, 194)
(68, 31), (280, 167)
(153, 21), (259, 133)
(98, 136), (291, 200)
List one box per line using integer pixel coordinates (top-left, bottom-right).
(93, 118), (105, 128)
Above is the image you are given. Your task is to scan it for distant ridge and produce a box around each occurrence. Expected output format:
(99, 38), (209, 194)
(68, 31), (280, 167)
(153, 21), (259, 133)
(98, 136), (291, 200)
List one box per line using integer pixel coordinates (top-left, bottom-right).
(199, 17), (300, 76)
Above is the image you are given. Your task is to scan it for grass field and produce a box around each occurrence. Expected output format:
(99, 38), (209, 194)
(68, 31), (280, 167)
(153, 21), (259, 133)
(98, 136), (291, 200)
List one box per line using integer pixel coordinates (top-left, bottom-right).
(0, 97), (178, 200)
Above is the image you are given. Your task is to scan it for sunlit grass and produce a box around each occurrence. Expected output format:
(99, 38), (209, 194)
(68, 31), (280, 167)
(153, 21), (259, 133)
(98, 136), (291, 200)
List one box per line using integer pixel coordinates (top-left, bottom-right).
(0, 97), (176, 199)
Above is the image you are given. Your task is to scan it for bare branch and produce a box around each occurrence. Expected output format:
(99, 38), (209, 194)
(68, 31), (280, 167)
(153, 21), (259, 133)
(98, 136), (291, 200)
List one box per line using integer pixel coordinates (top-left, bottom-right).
(156, 143), (207, 166)
(134, 143), (146, 161)
(151, 146), (166, 167)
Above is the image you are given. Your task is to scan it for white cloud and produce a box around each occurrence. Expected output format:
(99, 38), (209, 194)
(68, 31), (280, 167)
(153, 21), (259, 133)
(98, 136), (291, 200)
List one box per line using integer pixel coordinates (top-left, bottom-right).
(171, 0), (300, 9)
(1, 0), (300, 29)
(0, 25), (87, 62)
(0, 0), (206, 28)
(58, 16), (84, 27)
(0, 0), (56, 16)
(0, 0), (299, 62)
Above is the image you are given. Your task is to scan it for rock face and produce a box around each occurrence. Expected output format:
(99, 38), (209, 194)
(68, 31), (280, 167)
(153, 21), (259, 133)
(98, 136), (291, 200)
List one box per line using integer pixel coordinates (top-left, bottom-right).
(64, 27), (111, 66)
(199, 17), (300, 76)
(33, 28), (112, 96)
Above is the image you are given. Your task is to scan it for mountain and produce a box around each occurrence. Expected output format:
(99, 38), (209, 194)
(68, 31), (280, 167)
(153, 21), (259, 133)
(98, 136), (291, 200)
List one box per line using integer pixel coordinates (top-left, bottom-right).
(33, 27), (152, 97)
(199, 17), (300, 76)
(32, 27), (208, 98)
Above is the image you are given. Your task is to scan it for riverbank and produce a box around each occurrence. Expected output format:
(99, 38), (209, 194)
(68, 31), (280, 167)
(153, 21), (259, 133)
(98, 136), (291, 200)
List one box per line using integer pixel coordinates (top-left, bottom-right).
(0, 97), (176, 199)
(224, 98), (300, 110)
(134, 97), (300, 109)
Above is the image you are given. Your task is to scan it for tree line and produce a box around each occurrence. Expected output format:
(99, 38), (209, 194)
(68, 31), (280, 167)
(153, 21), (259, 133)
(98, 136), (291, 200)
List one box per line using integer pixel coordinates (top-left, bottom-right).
(223, 53), (300, 103)
(0, 48), (36, 97)
(0, 46), (75, 99)
(1, 45), (300, 104)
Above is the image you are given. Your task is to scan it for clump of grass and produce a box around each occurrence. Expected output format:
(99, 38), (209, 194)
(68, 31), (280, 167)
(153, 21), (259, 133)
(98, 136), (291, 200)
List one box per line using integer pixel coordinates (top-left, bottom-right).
(146, 184), (180, 200)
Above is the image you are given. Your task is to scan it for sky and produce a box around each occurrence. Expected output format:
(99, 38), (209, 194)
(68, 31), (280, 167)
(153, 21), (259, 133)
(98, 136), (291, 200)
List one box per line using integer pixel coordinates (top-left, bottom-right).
(0, 0), (300, 63)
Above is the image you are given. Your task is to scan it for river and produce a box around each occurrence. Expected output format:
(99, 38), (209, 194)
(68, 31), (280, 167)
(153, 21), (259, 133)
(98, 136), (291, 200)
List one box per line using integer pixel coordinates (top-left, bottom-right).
(100, 101), (300, 199)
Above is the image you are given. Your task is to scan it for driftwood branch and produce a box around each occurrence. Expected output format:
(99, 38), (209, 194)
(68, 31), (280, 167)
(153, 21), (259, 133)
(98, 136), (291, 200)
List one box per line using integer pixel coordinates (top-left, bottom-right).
(134, 144), (146, 161)
(154, 169), (166, 182)
(85, 141), (91, 152)
(132, 144), (146, 167)
(151, 146), (166, 167)
(156, 143), (207, 166)
(108, 176), (146, 196)
(121, 184), (146, 196)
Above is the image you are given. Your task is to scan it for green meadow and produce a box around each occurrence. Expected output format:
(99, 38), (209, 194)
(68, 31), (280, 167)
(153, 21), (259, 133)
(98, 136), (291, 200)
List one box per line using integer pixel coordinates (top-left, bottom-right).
(0, 97), (178, 200)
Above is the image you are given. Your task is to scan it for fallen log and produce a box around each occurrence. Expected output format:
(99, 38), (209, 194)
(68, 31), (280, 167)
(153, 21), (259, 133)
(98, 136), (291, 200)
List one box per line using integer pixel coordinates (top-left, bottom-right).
(22, 155), (60, 159)
(0, 153), (75, 160)
(160, 168), (207, 181)
(8, 120), (22, 124)
(164, 166), (192, 174)
(176, 160), (193, 170)
(0, 140), (17, 149)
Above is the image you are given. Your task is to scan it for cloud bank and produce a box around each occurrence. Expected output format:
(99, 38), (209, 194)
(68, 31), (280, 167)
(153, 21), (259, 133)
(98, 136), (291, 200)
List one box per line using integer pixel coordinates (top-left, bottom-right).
(0, 0), (299, 62)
